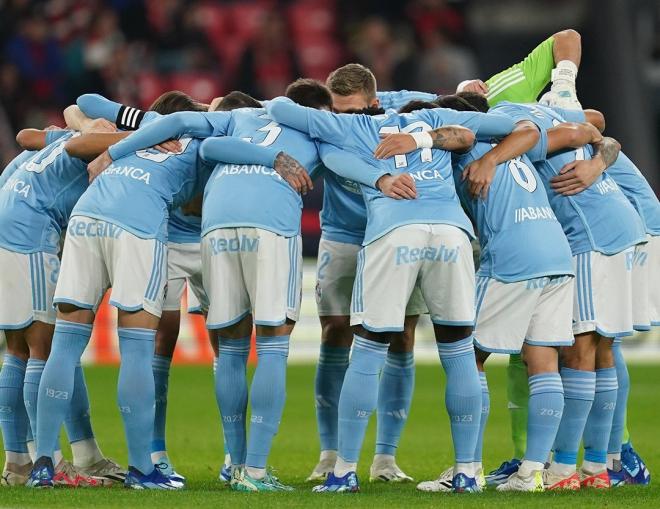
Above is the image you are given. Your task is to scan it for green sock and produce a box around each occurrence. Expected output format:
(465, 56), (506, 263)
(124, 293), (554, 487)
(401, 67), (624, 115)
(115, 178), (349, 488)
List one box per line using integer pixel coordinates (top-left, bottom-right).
(507, 354), (529, 459)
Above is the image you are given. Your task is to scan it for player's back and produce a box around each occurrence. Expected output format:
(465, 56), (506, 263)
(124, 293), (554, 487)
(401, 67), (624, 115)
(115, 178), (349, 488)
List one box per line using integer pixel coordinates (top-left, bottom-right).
(604, 152), (660, 236)
(73, 136), (202, 243)
(492, 102), (646, 255)
(202, 107), (320, 238)
(453, 141), (573, 282)
(0, 131), (88, 254)
(334, 109), (473, 244)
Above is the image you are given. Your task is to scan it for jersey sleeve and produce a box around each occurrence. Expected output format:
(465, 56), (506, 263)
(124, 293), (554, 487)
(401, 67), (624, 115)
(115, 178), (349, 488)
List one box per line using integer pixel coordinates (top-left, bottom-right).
(77, 94), (147, 130)
(318, 143), (388, 188)
(266, 97), (351, 146)
(377, 90), (439, 111)
(107, 112), (222, 160)
(486, 36), (555, 106)
(421, 109), (515, 140)
(198, 137), (279, 168)
(45, 129), (72, 145)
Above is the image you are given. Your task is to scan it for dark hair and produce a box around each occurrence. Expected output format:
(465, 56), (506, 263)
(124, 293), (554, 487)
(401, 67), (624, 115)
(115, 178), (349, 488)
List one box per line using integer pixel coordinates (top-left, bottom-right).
(215, 91), (261, 111)
(148, 91), (206, 114)
(455, 91), (489, 112)
(285, 78), (333, 110)
(341, 106), (386, 116)
(435, 94), (479, 112)
(398, 100), (438, 114)
(326, 63), (377, 100)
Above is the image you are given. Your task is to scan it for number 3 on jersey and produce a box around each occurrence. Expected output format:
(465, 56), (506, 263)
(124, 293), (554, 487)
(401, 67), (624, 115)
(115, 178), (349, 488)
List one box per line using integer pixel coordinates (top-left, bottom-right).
(379, 122), (433, 168)
(242, 114), (282, 147)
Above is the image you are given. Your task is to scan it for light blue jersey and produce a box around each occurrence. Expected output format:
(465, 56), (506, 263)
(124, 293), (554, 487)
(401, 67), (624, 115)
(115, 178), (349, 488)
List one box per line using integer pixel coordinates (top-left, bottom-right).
(377, 90), (439, 111)
(606, 153), (660, 235)
(0, 150), (37, 188)
(453, 142), (574, 282)
(318, 168), (367, 245)
(318, 90), (440, 245)
(0, 131), (88, 254)
(491, 102), (646, 255)
(77, 93), (207, 243)
(266, 98), (515, 245)
(74, 134), (204, 243)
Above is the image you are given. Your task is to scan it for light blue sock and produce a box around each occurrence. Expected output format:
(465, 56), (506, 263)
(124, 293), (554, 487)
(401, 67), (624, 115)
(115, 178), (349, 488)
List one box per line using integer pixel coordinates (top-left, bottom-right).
(117, 327), (156, 475)
(376, 351), (414, 455)
(36, 320), (91, 459)
(246, 335), (290, 469)
(315, 344), (350, 452)
(553, 367), (596, 466)
(24, 358), (46, 440)
(437, 336), (481, 464)
(526, 373), (564, 463)
(338, 336), (389, 463)
(0, 354), (29, 454)
(583, 367), (618, 466)
(474, 371), (489, 463)
(64, 362), (95, 443)
(608, 342), (628, 454)
(151, 354), (171, 454)
(215, 337), (250, 466)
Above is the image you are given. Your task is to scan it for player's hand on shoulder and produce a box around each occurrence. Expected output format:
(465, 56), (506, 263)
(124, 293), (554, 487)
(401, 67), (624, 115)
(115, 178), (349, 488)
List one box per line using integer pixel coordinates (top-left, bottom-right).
(374, 133), (417, 159)
(87, 150), (113, 183)
(462, 155), (496, 200)
(376, 173), (417, 200)
(274, 151), (313, 195)
(550, 159), (601, 196)
(153, 139), (182, 154)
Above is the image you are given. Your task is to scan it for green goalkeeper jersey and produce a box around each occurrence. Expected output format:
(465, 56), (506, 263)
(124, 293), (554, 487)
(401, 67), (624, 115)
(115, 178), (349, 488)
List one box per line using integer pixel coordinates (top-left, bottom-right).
(486, 36), (555, 106)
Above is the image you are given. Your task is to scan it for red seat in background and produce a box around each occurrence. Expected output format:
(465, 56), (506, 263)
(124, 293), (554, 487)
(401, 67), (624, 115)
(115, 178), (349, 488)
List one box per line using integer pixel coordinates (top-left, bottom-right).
(170, 72), (224, 104)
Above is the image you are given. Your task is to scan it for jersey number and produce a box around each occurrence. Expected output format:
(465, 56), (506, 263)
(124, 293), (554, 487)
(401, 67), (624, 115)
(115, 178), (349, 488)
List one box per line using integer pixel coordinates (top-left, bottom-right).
(24, 133), (79, 174)
(378, 121), (433, 168)
(242, 115), (282, 147)
(507, 158), (537, 193)
(136, 137), (193, 162)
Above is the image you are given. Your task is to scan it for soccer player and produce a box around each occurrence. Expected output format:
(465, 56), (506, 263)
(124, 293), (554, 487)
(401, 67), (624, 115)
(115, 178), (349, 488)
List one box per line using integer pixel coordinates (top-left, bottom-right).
(1, 126), (124, 487)
(483, 100), (646, 489)
(309, 63), (429, 484)
(73, 91), (222, 483)
(266, 96), (517, 493)
(28, 93), (208, 489)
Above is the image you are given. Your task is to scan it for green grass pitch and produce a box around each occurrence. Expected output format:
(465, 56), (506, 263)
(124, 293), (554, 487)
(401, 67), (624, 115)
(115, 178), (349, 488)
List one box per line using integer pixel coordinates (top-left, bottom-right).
(1, 362), (658, 508)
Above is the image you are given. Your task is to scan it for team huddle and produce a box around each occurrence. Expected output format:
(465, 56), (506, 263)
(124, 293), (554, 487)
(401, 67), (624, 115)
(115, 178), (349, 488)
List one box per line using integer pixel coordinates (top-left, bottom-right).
(0, 28), (657, 494)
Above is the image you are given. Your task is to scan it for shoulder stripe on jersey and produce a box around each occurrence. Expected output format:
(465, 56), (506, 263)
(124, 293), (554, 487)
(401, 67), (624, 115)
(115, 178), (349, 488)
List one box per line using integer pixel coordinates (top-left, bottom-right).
(487, 72), (526, 100)
(116, 106), (146, 131)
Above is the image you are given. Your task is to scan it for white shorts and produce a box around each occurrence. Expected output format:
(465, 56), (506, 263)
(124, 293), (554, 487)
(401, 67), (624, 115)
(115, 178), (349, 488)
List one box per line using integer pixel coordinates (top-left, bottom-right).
(573, 248), (634, 337)
(203, 228), (302, 328)
(162, 242), (208, 314)
(639, 234), (660, 327)
(350, 224), (475, 332)
(54, 216), (168, 317)
(0, 247), (59, 328)
(474, 275), (575, 354)
(316, 238), (427, 317)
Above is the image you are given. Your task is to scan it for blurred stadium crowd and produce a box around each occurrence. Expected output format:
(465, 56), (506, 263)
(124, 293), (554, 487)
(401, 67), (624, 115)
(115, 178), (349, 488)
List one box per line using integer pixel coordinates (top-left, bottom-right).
(0, 0), (483, 165)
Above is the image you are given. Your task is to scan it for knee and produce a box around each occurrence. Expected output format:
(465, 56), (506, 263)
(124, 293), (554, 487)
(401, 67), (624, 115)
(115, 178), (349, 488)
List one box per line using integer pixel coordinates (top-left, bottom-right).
(434, 324), (473, 342)
(320, 316), (353, 347)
